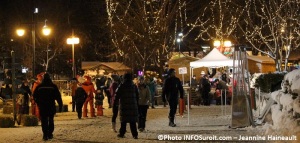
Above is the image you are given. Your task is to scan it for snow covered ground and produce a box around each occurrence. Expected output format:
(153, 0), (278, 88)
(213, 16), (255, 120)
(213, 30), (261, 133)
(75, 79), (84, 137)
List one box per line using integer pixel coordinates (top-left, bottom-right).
(0, 95), (267, 143)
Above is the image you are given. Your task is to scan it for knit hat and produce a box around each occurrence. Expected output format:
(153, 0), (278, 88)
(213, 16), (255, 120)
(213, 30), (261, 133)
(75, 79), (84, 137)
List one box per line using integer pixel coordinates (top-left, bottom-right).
(168, 68), (175, 75)
(201, 71), (205, 75)
(123, 73), (132, 81)
(138, 76), (144, 80)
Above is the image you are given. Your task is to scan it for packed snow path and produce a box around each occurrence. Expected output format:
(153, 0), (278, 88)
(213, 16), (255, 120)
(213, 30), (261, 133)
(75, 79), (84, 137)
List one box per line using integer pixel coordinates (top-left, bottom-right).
(0, 104), (270, 143)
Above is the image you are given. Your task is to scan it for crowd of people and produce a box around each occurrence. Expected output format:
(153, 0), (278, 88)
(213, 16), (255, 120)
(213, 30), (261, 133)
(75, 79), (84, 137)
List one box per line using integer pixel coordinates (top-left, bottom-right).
(0, 67), (233, 141)
(191, 70), (232, 106)
(0, 72), (160, 140)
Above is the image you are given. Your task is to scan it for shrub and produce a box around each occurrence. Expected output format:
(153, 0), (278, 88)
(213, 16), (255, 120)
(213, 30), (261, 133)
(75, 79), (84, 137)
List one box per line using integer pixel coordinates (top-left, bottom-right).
(21, 115), (39, 126)
(3, 105), (13, 114)
(254, 73), (285, 93)
(0, 115), (15, 128)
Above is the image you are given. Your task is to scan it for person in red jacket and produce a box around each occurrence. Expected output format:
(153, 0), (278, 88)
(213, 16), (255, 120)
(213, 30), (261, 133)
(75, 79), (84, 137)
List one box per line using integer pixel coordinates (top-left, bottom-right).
(82, 76), (96, 117)
(31, 72), (44, 120)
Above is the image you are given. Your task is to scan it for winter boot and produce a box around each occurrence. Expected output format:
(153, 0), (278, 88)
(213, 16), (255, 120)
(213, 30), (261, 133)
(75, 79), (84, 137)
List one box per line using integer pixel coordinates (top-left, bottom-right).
(112, 122), (117, 132)
(97, 105), (103, 116)
(83, 109), (88, 117)
(91, 108), (96, 117)
(168, 117), (176, 127)
(72, 102), (75, 112)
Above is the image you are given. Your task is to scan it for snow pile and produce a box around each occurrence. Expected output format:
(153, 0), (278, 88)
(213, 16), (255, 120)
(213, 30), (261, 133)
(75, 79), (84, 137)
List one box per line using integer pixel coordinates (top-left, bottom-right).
(250, 73), (262, 89)
(262, 69), (300, 141)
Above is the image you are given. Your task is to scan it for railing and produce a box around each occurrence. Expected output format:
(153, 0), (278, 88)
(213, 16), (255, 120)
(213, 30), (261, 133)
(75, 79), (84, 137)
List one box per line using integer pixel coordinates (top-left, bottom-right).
(52, 80), (71, 96)
(156, 86), (191, 105)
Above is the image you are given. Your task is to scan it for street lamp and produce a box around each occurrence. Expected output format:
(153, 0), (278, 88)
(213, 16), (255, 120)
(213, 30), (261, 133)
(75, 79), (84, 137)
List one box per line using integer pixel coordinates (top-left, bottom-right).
(17, 19), (52, 74)
(177, 32), (183, 57)
(42, 20), (51, 36)
(67, 32), (80, 78)
(213, 40), (232, 54)
(15, 8), (38, 77)
(42, 19), (51, 71)
(16, 29), (25, 37)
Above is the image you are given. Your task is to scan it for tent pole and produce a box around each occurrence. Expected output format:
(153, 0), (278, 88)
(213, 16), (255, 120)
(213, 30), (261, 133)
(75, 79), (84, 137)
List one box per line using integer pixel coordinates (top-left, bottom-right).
(188, 67), (193, 125)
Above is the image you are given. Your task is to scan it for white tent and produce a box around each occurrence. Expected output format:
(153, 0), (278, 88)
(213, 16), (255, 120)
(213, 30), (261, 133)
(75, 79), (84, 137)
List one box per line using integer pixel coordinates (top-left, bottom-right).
(190, 48), (233, 68)
(185, 48), (233, 125)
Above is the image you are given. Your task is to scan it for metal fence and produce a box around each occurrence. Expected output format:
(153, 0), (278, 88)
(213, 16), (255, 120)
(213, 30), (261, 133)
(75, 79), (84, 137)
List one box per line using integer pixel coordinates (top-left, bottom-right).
(53, 80), (71, 96)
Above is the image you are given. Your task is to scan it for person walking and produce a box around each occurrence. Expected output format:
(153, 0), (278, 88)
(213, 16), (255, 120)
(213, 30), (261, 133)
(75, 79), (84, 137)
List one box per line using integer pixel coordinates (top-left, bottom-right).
(32, 73), (63, 141)
(162, 68), (184, 127)
(104, 77), (112, 108)
(74, 81), (88, 119)
(82, 76), (96, 117)
(70, 78), (78, 112)
(109, 75), (120, 132)
(31, 72), (44, 120)
(136, 76), (150, 132)
(95, 77), (105, 116)
(113, 73), (139, 139)
(148, 77), (157, 109)
(95, 88), (105, 116)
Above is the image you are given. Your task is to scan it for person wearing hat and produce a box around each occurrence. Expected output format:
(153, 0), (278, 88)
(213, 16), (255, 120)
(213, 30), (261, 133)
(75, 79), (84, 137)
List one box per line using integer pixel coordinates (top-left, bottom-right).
(136, 76), (150, 132)
(70, 78), (78, 112)
(113, 73), (139, 139)
(32, 73), (63, 141)
(197, 72), (206, 103)
(148, 76), (158, 109)
(82, 76), (96, 117)
(162, 68), (184, 127)
(191, 75), (197, 88)
(201, 74), (212, 106)
(74, 82), (88, 119)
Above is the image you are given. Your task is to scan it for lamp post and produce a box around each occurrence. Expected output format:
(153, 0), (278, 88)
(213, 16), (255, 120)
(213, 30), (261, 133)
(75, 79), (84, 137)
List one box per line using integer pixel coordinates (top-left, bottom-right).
(42, 19), (51, 71)
(16, 8), (39, 77)
(177, 32), (183, 57)
(67, 31), (79, 78)
(213, 40), (232, 54)
(16, 19), (51, 74)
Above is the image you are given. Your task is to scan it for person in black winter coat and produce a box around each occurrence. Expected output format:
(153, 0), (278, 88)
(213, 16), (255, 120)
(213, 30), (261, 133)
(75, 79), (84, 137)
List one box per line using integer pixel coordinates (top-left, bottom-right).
(162, 68), (184, 127)
(114, 73), (139, 139)
(74, 83), (88, 119)
(33, 73), (63, 141)
(201, 75), (211, 106)
(20, 81), (31, 114)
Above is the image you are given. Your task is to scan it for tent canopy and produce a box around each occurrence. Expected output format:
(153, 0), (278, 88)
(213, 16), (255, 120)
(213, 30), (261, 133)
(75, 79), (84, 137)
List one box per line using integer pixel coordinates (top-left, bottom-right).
(190, 48), (233, 68)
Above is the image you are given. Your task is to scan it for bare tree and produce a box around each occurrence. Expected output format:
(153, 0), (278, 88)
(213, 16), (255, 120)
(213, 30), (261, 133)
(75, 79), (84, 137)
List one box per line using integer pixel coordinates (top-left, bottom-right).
(240, 0), (300, 71)
(185, 0), (246, 51)
(106, 0), (184, 75)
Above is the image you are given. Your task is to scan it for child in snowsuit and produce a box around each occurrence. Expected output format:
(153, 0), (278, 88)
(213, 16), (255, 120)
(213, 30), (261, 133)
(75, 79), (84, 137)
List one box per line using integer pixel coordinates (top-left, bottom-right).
(74, 83), (88, 119)
(95, 89), (104, 116)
